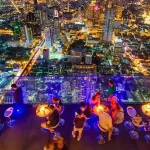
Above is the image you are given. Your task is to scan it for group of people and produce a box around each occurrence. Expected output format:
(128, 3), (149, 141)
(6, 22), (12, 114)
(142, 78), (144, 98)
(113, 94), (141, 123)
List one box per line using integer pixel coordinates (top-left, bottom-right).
(11, 80), (125, 146)
(72, 80), (124, 143)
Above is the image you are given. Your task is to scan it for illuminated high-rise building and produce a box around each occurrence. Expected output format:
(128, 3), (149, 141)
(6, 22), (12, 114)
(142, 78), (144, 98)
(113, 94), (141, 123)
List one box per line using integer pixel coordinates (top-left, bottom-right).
(36, 7), (48, 26)
(115, 6), (123, 20)
(53, 19), (60, 40)
(103, 8), (115, 42)
(13, 22), (21, 40)
(85, 52), (92, 65)
(44, 26), (54, 49)
(23, 25), (33, 47)
(42, 9), (48, 26)
(85, 2), (100, 27)
(71, 49), (82, 64)
(43, 49), (50, 60)
(26, 12), (40, 37)
(25, 2), (32, 12)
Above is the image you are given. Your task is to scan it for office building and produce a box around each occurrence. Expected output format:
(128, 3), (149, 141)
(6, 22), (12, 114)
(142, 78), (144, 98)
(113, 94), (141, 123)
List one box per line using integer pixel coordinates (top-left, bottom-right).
(85, 52), (92, 64)
(85, 3), (100, 26)
(103, 8), (115, 41)
(43, 49), (50, 60)
(44, 26), (54, 49)
(71, 49), (82, 64)
(23, 25), (33, 47)
(13, 22), (21, 40)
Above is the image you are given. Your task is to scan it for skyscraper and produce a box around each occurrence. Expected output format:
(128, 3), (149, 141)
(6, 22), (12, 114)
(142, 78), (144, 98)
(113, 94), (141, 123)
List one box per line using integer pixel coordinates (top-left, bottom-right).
(53, 9), (60, 40)
(44, 26), (54, 49)
(36, 6), (48, 26)
(103, 8), (115, 41)
(13, 22), (21, 40)
(71, 49), (82, 64)
(85, 2), (100, 27)
(24, 25), (33, 47)
(43, 49), (50, 60)
(85, 52), (92, 64)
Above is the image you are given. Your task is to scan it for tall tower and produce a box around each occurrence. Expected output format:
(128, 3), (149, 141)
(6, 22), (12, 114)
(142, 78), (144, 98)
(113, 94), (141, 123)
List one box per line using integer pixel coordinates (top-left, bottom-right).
(53, 8), (60, 40)
(103, 8), (115, 42)
(44, 26), (54, 49)
(36, 7), (48, 27)
(86, 2), (100, 27)
(24, 25), (33, 47)
(42, 9), (48, 26)
(13, 22), (21, 40)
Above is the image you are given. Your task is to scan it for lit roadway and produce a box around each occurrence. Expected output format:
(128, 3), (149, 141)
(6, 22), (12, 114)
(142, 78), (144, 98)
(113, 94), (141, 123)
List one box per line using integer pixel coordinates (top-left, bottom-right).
(12, 39), (45, 85)
(125, 51), (149, 75)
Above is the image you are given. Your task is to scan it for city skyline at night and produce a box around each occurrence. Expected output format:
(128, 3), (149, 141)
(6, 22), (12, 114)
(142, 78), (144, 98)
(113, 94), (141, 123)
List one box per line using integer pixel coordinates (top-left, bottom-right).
(0, 0), (150, 104)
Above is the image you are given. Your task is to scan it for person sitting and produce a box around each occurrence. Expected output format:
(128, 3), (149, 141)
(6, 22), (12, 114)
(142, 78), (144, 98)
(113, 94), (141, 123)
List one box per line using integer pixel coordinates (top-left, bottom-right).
(72, 109), (86, 141)
(111, 103), (124, 125)
(131, 115), (144, 128)
(108, 96), (118, 107)
(54, 136), (69, 150)
(80, 102), (92, 119)
(11, 84), (23, 104)
(52, 97), (63, 114)
(108, 80), (116, 98)
(44, 140), (55, 150)
(98, 108), (113, 142)
(91, 92), (101, 106)
(41, 105), (60, 133)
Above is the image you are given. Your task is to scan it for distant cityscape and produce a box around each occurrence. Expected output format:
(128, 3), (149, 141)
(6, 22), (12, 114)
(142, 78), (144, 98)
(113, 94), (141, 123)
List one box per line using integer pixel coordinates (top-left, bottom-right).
(0, 0), (150, 104)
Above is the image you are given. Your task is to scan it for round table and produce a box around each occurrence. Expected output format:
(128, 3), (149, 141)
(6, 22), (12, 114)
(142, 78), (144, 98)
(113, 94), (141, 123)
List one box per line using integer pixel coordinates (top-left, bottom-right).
(93, 104), (109, 116)
(141, 104), (150, 117)
(36, 104), (52, 118)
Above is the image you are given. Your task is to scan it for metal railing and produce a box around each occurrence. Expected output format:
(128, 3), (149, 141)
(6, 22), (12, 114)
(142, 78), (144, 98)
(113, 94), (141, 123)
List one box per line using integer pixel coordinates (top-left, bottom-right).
(0, 75), (150, 104)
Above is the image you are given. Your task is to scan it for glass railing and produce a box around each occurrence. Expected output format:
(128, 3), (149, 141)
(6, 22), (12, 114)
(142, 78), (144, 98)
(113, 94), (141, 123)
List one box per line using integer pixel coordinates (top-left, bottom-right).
(0, 75), (150, 104)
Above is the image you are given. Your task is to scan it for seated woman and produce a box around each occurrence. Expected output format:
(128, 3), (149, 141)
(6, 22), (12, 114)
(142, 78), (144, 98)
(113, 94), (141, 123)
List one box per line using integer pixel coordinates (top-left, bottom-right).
(43, 140), (55, 150)
(41, 105), (60, 132)
(54, 136), (69, 150)
(80, 102), (92, 119)
(131, 115), (143, 127)
(108, 96), (118, 107)
(91, 92), (101, 106)
(52, 97), (63, 114)
(111, 103), (124, 125)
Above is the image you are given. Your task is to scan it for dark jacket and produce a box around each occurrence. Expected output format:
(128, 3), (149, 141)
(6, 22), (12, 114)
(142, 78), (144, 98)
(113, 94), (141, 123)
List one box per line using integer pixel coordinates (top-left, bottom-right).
(13, 87), (23, 104)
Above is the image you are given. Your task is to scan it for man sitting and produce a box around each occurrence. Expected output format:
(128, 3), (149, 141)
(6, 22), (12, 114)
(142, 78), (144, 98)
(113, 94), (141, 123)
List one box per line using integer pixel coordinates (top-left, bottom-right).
(41, 105), (60, 132)
(98, 108), (113, 143)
